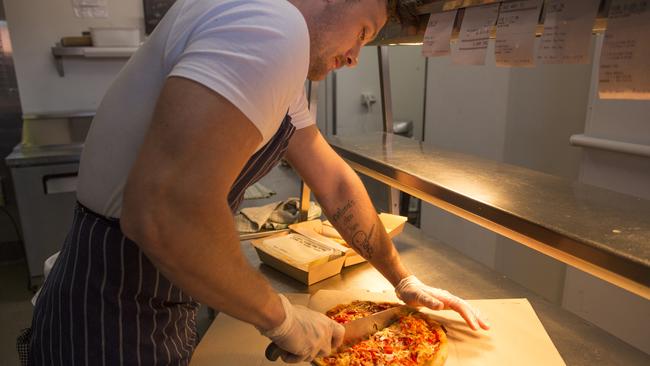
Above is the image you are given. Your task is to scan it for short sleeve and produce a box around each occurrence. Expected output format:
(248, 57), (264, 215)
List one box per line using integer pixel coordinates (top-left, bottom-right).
(288, 87), (315, 130)
(166, 0), (310, 141)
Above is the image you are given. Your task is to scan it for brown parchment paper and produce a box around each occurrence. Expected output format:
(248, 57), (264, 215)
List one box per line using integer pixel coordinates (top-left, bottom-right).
(310, 290), (565, 366)
(189, 293), (310, 366)
(190, 290), (565, 366)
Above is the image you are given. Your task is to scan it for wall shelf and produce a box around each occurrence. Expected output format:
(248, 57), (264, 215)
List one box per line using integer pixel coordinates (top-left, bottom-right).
(51, 46), (137, 77)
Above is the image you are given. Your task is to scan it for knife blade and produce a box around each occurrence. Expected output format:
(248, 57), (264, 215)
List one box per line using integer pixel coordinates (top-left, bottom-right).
(264, 305), (415, 361)
(341, 305), (414, 346)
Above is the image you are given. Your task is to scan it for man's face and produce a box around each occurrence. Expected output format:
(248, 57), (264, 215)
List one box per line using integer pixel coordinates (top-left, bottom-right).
(307, 0), (388, 81)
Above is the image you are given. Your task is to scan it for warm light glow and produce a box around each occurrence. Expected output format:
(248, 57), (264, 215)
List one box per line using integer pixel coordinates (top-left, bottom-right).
(389, 42), (424, 46)
(0, 21), (13, 55)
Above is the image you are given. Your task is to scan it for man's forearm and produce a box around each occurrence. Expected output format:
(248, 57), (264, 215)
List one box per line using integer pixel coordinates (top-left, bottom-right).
(122, 199), (284, 332)
(318, 165), (410, 286)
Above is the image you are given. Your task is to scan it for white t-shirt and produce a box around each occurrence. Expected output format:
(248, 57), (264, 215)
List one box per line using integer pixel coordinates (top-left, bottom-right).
(77, 0), (313, 218)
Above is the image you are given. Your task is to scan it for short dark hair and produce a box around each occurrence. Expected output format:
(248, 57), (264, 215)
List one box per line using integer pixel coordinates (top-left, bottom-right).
(386, 0), (420, 25)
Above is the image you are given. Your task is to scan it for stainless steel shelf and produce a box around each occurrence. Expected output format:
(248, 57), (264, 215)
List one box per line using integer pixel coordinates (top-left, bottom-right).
(51, 46), (137, 77)
(327, 132), (650, 299)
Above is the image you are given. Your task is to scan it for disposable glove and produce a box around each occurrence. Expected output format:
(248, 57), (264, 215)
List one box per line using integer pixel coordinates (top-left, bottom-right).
(262, 294), (345, 363)
(395, 275), (490, 331)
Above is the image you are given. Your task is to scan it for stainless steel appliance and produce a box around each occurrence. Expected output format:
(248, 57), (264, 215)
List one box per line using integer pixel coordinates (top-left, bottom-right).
(5, 112), (91, 288)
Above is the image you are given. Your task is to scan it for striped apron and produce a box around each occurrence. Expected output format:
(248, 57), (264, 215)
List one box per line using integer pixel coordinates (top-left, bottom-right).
(29, 115), (296, 366)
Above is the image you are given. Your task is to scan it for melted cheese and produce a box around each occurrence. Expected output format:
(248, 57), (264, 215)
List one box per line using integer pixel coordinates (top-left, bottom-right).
(318, 314), (441, 366)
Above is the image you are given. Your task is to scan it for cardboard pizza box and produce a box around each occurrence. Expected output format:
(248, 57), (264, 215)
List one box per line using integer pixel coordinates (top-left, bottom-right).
(251, 232), (346, 285)
(290, 213), (408, 267)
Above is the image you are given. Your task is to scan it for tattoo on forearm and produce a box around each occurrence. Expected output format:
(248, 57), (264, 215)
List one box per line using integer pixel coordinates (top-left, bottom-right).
(331, 199), (375, 259)
(332, 200), (355, 223)
(352, 224), (375, 259)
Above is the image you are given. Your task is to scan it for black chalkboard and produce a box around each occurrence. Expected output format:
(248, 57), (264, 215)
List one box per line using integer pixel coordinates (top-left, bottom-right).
(143, 0), (177, 34)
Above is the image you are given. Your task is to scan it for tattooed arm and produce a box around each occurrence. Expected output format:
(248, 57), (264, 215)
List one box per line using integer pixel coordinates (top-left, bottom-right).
(285, 126), (410, 285)
(285, 126), (490, 330)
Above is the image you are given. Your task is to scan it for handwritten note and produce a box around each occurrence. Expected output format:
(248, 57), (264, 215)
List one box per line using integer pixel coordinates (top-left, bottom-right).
(422, 10), (458, 58)
(72, 0), (108, 18)
(452, 4), (500, 65)
(598, 0), (650, 100)
(537, 0), (600, 64)
(495, 0), (543, 67)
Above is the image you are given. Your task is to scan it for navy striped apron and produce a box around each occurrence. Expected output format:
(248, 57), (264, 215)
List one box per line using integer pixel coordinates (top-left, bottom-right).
(29, 115), (296, 366)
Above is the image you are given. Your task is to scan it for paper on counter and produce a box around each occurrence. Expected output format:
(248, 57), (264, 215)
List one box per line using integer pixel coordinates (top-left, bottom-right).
(452, 4), (500, 66)
(309, 290), (566, 366)
(258, 233), (341, 269)
(598, 0), (650, 100)
(191, 291), (566, 366)
(494, 0), (543, 67)
(189, 293), (311, 366)
(537, 0), (600, 64)
(422, 10), (458, 58)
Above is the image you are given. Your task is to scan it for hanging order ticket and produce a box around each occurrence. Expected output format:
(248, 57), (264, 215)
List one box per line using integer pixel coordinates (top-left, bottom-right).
(537, 0), (600, 64)
(598, 0), (650, 100)
(422, 10), (458, 58)
(452, 4), (500, 65)
(495, 0), (543, 67)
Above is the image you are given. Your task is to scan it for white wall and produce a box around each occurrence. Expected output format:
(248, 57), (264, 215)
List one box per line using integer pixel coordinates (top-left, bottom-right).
(389, 45), (426, 140)
(334, 46), (425, 139)
(424, 37), (649, 354)
(559, 33), (650, 354)
(335, 47), (383, 136)
(3, 0), (142, 113)
(420, 41), (510, 269)
(578, 34), (650, 200)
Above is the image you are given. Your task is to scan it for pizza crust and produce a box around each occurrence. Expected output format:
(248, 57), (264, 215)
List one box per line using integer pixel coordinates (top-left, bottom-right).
(421, 315), (448, 366)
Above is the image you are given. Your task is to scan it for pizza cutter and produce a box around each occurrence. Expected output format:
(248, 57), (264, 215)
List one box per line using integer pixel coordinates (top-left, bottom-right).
(265, 305), (416, 362)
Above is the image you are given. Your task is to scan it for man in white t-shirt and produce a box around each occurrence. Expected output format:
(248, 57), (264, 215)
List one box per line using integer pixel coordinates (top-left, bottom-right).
(29, 0), (489, 364)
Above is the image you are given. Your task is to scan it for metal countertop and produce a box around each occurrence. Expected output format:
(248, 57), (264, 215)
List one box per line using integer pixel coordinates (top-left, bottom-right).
(241, 224), (650, 365)
(326, 132), (650, 297)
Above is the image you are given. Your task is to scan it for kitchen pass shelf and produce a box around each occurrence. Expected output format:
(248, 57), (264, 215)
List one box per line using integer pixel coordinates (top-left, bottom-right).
(51, 46), (138, 77)
(327, 132), (650, 300)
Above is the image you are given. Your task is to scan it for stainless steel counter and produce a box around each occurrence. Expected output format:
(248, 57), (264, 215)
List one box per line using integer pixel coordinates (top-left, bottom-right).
(242, 224), (650, 365)
(326, 132), (650, 299)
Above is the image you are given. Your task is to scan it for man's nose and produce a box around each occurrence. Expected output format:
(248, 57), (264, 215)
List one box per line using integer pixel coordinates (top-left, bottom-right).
(346, 55), (359, 67)
(345, 44), (361, 67)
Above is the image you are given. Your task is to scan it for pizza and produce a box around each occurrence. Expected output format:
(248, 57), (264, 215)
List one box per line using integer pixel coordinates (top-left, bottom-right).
(326, 301), (398, 324)
(314, 301), (448, 366)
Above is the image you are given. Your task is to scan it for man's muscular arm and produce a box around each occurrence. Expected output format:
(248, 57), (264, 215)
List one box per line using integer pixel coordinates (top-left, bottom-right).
(286, 126), (489, 331)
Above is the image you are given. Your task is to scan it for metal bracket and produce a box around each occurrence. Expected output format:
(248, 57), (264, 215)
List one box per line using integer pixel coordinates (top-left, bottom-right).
(378, 46), (401, 215)
(299, 80), (319, 220)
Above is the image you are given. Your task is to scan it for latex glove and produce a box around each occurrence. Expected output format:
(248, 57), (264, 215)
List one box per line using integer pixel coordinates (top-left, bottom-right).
(262, 294), (345, 363)
(395, 275), (490, 331)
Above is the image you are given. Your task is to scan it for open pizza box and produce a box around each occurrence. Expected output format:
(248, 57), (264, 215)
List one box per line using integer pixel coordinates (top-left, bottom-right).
(251, 213), (407, 285)
(289, 213), (408, 267)
(251, 232), (347, 285)
(190, 290), (566, 366)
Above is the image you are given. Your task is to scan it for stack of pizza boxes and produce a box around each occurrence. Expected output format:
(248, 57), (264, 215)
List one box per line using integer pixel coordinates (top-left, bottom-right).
(251, 213), (407, 285)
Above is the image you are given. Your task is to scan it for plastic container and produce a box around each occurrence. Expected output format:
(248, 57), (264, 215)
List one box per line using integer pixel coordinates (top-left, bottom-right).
(90, 27), (140, 47)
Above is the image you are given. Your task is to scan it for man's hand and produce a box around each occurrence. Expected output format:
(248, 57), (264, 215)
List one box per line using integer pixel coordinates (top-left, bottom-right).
(395, 275), (490, 331)
(262, 295), (345, 363)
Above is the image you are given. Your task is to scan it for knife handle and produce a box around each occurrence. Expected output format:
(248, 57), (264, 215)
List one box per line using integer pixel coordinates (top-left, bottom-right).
(265, 342), (288, 361)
